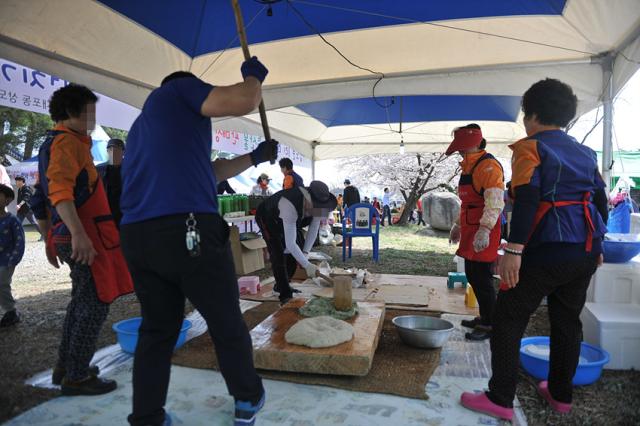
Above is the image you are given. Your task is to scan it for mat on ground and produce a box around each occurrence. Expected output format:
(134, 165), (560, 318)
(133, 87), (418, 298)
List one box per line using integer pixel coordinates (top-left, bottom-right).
(172, 302), (441, 400)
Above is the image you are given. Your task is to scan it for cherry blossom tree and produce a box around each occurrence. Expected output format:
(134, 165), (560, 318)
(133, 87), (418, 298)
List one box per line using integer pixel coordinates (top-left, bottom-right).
(341, 152), (461, 225)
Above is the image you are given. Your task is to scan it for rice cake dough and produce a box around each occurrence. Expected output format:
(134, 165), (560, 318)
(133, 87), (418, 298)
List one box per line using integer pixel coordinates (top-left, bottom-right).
(284, 316), (354, 348)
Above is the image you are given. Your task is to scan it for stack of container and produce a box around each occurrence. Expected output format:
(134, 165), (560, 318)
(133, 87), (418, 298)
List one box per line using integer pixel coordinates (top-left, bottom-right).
(581, 235), (640, 370)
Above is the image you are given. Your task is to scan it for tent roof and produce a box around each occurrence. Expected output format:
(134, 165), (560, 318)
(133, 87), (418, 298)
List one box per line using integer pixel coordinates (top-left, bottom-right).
(1, 0), (639, 159)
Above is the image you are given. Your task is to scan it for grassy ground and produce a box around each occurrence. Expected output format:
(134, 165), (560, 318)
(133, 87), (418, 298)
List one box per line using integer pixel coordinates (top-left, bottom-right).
(1, 226), (638, 425)
(318, 224), (457, 276)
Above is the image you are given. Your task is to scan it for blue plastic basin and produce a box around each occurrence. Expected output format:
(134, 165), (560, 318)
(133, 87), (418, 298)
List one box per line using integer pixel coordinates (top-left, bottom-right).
(520, 336), (609, 386)
(603, 234), (640, 263)
(112, 317), (192, 354)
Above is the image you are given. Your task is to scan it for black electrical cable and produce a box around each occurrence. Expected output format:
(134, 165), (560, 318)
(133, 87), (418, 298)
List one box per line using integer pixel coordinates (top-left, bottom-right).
(198, 5), (266, 78)
(285, 0), (394, 110)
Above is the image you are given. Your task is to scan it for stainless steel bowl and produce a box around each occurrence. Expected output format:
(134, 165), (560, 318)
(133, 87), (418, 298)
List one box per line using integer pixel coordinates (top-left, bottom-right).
(392, 315), (454, 348)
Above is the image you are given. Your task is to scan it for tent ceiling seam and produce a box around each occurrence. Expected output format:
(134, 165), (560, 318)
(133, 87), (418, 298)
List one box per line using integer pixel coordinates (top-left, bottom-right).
(0, 35), (156, 91)
(188, 0), (209, 71)
(290, 0), (598, 56)
(262, 57), (596, 93)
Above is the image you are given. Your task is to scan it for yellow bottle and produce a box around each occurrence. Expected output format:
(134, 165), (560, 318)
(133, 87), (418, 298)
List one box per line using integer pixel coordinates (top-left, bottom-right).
(465, 285), (478, 308)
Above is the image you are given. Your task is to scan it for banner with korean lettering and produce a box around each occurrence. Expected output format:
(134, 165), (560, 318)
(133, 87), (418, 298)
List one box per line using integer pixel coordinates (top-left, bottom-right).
(0, 58), (139, 130)
(213, 128), (310, 168)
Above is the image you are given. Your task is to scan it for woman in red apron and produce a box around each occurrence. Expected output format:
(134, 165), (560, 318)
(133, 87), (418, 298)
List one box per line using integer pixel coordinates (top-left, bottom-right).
(447, 124), (505, 341)
(32, 84), (132, 396)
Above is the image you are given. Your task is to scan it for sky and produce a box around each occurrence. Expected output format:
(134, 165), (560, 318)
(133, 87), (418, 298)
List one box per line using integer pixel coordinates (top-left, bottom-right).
(570, 69), (640, 152)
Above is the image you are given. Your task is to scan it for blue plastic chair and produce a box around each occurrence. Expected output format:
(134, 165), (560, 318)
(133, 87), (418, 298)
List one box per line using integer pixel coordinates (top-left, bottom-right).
(342, 203), (380, 262)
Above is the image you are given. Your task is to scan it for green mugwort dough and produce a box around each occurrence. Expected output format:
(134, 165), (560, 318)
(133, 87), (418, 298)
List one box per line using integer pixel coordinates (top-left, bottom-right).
(299, 296), (358, 320)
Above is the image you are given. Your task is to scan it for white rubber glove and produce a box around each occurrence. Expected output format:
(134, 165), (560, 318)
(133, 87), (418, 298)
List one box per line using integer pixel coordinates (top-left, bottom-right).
(473, 226), (491, 252)
(305, 263), (318, 278)
(449, 223), (461, 244)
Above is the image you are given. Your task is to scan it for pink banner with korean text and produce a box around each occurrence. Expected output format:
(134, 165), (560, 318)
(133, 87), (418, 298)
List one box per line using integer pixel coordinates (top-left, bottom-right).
(213, 128), (310, 168)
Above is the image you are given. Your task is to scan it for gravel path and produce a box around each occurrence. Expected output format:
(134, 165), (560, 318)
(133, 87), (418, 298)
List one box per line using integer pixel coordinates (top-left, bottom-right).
(0, 230), (141, 422)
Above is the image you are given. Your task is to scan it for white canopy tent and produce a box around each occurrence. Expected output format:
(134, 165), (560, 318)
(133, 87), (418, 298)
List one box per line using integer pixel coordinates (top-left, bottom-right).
(1, 0), (639, 185)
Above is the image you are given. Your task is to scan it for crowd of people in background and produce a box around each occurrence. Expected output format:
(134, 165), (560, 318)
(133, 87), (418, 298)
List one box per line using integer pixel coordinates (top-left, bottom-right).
(333, 182), (428, 226)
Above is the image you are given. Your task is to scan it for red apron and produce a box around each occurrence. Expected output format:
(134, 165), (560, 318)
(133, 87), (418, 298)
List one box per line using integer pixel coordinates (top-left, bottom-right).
(457, 157), (502, 263)
(47, 179), (133, 303)
(529, 191), (595, 252)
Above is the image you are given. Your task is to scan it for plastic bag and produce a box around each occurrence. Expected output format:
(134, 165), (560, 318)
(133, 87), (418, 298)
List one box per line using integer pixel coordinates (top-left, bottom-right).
(318, 224), (334, 245)
(608, 198), (632, 233)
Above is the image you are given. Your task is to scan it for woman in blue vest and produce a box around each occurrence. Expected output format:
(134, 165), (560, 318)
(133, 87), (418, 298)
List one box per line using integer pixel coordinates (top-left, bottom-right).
(279, 157), (304, 189)
(460, 79), (608, 420)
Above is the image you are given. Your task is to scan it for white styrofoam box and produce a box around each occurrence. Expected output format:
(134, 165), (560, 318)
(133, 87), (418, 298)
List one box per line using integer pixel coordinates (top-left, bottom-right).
(586, 261), (640, 304)
(453, 255), (465, 272)
(580, 302), (640, 370)
(631, 213), (640, 234)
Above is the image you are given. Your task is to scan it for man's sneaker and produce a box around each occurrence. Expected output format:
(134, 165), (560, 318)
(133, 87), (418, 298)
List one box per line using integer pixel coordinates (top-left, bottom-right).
(61, 376), (117, 396)
(0, 310), (20, 327)
(460, 316), (481, 329)
(52, 365), (100, 386)
(234, 392), (265, 426)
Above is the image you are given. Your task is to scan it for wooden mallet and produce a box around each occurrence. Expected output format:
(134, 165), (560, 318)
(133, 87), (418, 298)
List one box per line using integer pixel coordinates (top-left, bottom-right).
(230, 0), (276, 164)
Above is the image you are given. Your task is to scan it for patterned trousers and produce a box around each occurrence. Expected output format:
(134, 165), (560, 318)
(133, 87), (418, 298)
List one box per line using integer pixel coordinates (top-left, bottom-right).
(56, 243), (110, 381)
(487, 256), (597, 407)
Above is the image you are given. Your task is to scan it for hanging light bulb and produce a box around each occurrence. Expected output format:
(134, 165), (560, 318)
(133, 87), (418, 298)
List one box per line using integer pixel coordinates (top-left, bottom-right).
(399, 138), (405, 155)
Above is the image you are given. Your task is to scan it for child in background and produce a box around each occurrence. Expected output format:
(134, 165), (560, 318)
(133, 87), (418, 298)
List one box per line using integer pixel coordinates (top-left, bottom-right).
(0, 183), (25, 327)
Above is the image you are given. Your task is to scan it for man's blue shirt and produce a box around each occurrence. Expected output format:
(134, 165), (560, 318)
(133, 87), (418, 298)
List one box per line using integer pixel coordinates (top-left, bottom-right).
(121, 77), (217, 224)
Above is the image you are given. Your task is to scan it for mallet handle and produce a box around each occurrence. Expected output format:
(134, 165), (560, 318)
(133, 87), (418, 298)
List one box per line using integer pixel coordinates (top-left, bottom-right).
(231, 0), (275, 163)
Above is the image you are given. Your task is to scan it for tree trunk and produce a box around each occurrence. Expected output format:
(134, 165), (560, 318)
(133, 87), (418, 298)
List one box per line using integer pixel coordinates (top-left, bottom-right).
(396, 191), (420, 225)
(23, 138), (35, 161)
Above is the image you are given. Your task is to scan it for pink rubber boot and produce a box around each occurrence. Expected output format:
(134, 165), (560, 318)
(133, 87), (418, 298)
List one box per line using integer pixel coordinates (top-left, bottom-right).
(460, 391), (514, 421)
(537, 381), (572, 414)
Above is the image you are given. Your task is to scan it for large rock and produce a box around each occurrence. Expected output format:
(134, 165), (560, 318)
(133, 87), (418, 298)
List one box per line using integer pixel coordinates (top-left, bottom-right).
(422, 192), (461, 231)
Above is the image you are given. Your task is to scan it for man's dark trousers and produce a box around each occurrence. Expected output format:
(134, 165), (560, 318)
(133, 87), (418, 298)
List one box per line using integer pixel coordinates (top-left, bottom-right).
(121, 214), (264, 425)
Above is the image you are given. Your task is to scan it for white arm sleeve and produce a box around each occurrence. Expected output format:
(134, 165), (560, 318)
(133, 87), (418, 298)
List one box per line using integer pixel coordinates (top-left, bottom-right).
(302, 217), (322, 253)
(479, 187), (505, 229)
(279, 198), (310, 267)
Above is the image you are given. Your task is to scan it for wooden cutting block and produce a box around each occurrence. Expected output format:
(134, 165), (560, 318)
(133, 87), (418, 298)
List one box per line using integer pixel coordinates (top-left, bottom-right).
(250, 298), (385, 376)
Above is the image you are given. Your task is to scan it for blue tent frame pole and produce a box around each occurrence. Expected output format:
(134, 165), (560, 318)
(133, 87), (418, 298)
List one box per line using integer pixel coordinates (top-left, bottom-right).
(602, 55), (614, 193)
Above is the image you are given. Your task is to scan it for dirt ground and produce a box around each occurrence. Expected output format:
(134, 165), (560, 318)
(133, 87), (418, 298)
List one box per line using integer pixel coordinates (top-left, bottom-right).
(1, 226), (638, 425)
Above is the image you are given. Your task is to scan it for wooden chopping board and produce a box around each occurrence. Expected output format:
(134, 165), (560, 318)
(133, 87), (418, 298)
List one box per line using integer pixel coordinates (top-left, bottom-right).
(313, 285), (430, 306)
(251, 298), (385, 376)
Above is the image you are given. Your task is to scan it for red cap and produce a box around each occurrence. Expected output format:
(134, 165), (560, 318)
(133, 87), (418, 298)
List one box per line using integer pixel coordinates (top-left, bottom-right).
(445, 127), (483, 155)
